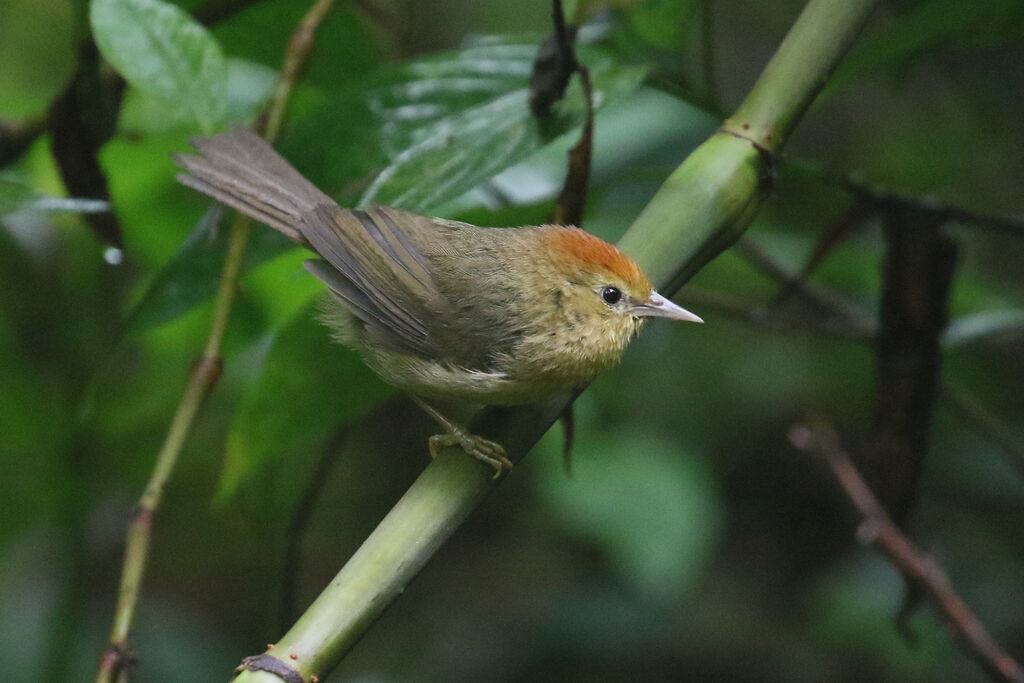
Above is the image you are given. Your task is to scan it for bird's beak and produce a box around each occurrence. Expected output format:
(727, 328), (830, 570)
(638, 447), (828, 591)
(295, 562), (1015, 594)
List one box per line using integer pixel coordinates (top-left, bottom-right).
(633, 291), (704, 323)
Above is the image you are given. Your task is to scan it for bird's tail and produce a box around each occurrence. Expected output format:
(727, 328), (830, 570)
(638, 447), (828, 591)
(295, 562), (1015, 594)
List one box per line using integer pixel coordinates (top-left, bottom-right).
(173, 127), (332, 247)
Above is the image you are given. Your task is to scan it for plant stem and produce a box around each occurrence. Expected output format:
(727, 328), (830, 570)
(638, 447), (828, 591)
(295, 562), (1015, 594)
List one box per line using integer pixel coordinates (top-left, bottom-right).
(96, 1), (337, 681)
(790, 418), (1024, 683)
(231, 0), (881, 680)
(619, 0), (879, 288)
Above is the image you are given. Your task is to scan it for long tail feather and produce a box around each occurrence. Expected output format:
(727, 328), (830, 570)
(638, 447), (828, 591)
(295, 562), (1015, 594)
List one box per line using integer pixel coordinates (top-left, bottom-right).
(173, 127), (330, 246)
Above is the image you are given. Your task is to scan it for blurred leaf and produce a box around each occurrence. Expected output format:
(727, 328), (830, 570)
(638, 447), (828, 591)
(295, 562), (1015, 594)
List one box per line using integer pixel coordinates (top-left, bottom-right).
(124, 205), (296, 333)
(212, 2), (380, 91)
(90, 0), (228, 132)
(359, 36), (647, 211)
(0, 177), (36, 214)
(0, 0), (75, 119)
(626, 0), (700, 51)
(223, 58), (277, 123)
(119, 58), (276, 134)
(828, 0), (1024, 92)
(218, 302), (391, 500)
(536, 429), (722, 598)
(241, 248), (328, 330)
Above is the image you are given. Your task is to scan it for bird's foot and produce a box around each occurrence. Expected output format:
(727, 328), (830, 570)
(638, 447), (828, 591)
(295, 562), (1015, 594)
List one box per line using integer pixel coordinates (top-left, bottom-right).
(428, 428), (512, 478)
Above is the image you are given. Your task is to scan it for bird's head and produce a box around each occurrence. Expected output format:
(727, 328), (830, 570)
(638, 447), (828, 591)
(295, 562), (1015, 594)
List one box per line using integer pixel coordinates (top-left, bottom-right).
(545, 226), (702, 327)
(513, 226), (702, 380)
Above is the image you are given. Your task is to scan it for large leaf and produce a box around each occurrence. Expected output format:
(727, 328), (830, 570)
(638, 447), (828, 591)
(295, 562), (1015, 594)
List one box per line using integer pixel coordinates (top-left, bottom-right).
(626, 0), (701, 51)
(118, 58), (276, 134)
(91, 0), (227, 132)
(827, 0), (1024, 93)
(0, 177), (35, 215)
(535, 427), (723, 598)
(218, 301), (391, 500)
(358, 36), (647, 211)
(125, 205), (297, 333)
(0, 0), (75, 119)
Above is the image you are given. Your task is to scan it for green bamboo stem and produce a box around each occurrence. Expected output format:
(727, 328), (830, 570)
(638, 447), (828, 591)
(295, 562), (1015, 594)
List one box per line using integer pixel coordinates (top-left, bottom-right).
(234, 401), (566, 683)
(619, 0), (879, 287)
(96, 2), (337, 681)
(232, 0), (880, 681)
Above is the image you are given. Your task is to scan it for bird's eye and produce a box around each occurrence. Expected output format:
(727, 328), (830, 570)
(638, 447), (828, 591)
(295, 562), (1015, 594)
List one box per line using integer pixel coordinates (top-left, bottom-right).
(600, 286), (622, 305)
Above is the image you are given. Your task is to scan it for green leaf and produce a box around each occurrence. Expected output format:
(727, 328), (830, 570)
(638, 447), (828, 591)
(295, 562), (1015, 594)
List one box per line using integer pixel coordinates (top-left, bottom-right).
(535, 428), (722, 598)
(358, 36), (647, 212)
(0, 177), (36, 214)
(90, 0), (227, 132)
(218, 302), (391, 501)
(119, 58), (276, 133)
(627, 0), (700, 51)
(0, 0), (76, 119)
(827, 0), (1024, 93)
(124, 206), (296, 333)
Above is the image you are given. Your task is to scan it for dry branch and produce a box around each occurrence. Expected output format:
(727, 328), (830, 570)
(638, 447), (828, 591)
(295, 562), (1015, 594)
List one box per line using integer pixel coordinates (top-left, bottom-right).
(790, 419), (1024, 683)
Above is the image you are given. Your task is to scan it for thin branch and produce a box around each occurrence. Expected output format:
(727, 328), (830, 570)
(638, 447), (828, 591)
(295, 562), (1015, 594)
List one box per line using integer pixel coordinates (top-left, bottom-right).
(789, 419), (1024, 683)
(96, 2), (338, 681)
(732, 237), (867, 319)
(848, 177), (1024, 238)
(770, 200), (874, 308)
(680, 287), (876, 341)
(550, 65), (593, 227)
(782, 159), (1024, 238)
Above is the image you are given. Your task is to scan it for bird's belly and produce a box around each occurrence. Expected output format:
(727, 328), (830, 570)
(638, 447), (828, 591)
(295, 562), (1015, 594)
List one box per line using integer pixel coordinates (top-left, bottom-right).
(363, 347), (588, 406)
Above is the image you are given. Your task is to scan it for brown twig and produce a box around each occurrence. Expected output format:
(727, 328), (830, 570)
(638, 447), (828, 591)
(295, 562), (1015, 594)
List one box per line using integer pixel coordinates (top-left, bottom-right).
(770, 200), (874, 307)
(848, 178), (1024, 238)
(732, 237), (865, 319)
(783, 159), (1024, 238)
(551, 64), (593, 227)
(681, 287), (877, 341)
(790, 418), (1024, 683)
(95, 2), (338, 681)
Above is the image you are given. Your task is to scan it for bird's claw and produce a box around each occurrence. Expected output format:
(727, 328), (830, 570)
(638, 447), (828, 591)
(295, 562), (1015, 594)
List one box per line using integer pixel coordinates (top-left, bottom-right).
(429, 431), (512, 478)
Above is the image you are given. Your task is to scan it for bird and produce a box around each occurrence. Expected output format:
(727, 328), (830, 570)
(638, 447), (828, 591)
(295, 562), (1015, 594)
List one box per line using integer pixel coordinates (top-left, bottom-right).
(174, 127), (702, 475)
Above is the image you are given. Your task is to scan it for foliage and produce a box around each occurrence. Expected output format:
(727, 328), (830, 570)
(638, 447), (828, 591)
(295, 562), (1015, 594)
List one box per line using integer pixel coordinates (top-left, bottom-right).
(0, 0), (1022, 681)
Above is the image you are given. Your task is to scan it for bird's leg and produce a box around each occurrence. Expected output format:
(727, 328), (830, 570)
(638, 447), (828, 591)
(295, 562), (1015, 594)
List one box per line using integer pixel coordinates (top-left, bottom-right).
(411, 396), (513, 477)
